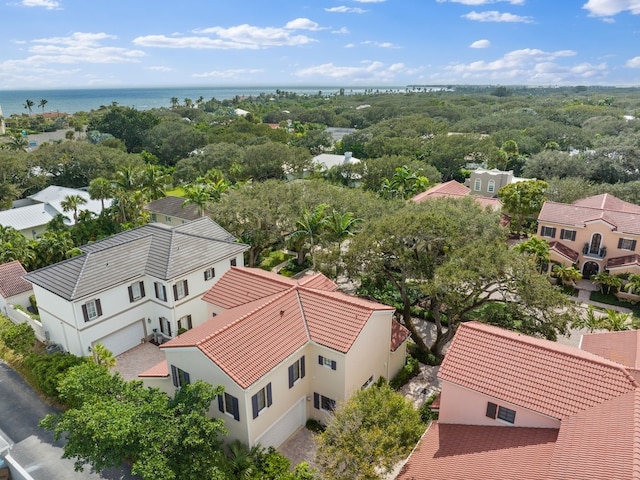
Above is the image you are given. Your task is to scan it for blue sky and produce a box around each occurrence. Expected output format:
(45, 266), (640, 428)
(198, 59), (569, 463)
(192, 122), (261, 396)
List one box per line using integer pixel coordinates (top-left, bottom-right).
(1, 0), (639, 89)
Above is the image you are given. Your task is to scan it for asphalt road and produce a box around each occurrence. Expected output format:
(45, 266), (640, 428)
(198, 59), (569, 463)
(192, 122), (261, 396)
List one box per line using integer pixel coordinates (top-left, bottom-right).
(0, 361), (138, 480)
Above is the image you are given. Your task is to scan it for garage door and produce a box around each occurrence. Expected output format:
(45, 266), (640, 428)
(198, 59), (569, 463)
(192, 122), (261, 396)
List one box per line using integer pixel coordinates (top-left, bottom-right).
(95, 320), (145, 356)
(255, 397), (306, 448)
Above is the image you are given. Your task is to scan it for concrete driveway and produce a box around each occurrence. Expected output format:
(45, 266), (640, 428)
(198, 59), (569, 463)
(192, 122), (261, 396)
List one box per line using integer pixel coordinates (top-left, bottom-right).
(0, 361), (138, 480)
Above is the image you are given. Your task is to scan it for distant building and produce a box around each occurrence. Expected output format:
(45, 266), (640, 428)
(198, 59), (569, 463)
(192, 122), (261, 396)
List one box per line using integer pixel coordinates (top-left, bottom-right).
(464, 168), (531, 198)
(144, 196), (201, 226)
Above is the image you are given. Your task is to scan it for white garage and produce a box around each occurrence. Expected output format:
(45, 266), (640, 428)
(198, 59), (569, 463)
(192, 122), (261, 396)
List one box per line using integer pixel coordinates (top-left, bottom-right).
(255, 397), (306, 448)
(95, 320), (146, 356)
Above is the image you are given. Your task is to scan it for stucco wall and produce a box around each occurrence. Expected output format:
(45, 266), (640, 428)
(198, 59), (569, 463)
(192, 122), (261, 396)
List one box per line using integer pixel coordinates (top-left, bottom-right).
(438, 380), (561, 429)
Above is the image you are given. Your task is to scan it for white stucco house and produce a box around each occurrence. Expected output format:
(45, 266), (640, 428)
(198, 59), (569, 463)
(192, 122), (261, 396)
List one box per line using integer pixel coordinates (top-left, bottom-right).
(140, 267), (410, 449)
(0, 260), (33, 316)
(23, 218), (248, 357)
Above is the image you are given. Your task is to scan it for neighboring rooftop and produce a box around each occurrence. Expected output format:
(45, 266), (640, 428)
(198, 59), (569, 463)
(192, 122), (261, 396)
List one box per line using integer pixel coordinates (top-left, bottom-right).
(412, 180), (502, 211)
(24, 217), (248, 300)
(144, 196), (201, 221)
(0, 261), (32, 298)
(580, 329), (640, 371)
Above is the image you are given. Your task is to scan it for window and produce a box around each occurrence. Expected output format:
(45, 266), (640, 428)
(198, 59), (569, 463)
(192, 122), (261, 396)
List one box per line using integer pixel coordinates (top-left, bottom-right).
(251, 383), (272, 418)
(154, 282), (167, 301)
(540, 226), (556, 238)
(288, 356), (306, 388)
(173, 279), (189, 300)
(82, 299), (102, 322)
(230, 258), (237, 267)
(177, 315), (192, 332)
(170, 365), (190, 387)
(560, 229), (576, 241)
(204, 267), (216, 281)
(318, 355), (337, 370)
(165, 215), (171, 222)
(218, 392), (240, 421)
(362, 375), (375, 390)
(128, 281), (145, 302)
(486, 401), (516, 424)
(487, 180), (495, 194)
(150, 213), (157, 222)
(618, 238), (637, 251)
(159, 316), (172, 337)
(474, 178), (481, 191)
(314, 393), (336, 412)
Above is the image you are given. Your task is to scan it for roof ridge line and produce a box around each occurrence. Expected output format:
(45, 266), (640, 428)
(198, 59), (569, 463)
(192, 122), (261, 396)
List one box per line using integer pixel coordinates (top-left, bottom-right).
(69, 253), (90, 300)
(296, 289), (312, 342)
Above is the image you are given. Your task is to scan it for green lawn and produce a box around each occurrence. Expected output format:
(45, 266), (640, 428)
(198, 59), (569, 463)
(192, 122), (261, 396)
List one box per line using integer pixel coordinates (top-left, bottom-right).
(165, 186), (185, 197)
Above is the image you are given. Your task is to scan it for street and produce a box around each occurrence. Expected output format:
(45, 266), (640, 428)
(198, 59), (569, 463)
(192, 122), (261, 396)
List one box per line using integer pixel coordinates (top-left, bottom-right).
(0, 361), (138, 480)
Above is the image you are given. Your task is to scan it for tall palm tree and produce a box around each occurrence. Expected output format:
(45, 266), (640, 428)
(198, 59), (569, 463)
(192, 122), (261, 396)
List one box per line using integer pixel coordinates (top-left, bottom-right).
(552, 264), (582, 286)
(60, 194), (88, 223)
(38, 99), (48, 114)
(326, 209), (362, 250)
(170, 97), (179, 109)
(591, 271), (622, 295)
(223, 440), (258, 480)
(514, 236), (550, 274)
(24, 99), (35, 114)
(289, 203), (330, 268)
(182, 184), (212, 217)
(91, 343), (117, 368)
(140, 165), (170, 201)
(624, 274), (640, 295)
(600, 309), (635, 331)
(88, 177), (114, 211)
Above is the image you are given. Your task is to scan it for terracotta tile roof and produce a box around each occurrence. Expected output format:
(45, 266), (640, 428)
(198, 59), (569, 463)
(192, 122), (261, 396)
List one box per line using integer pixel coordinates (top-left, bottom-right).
(538, 194), (640, 236)
(412, 180), (470, 202)
(548, 241), (580, 262)
(391, 320), (411, 351)
(581, 330), (640, 370)
(439, 322), (638, 419)
(547, 388), (640, 480)
(608, 254), (640, 270)
(0, 261), (32, 298)
(168, 267), (394, 388)
(139, 360), (169, 377)
(396, 422), (557, 480)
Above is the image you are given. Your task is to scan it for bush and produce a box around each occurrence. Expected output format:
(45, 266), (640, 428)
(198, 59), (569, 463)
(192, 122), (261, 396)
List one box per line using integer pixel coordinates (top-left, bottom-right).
(407, 342), (441, 366)
(419, 393), (440, 423)
(0, 322), (36, 356)
(23, 352), (87, 401)
(390, 355), (420, 389)
(306, 418), (326, 433)
(29, 294), (39, 315)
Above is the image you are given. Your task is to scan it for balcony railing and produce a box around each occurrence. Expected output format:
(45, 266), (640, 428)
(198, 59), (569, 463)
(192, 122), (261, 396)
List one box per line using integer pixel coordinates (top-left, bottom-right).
(583, 243), (606, 258)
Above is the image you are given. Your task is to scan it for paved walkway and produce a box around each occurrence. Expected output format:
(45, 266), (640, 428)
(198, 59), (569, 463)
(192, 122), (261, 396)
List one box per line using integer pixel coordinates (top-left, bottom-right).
(114, 342), (166, 381)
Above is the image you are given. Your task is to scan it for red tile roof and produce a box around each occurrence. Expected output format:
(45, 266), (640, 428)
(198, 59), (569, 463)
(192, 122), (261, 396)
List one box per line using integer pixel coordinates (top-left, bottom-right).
(139, 360), (169, 377)
(439, 322), (638, 419)
(0, 261), (32, 298)
(581, 330), (640, 370)
(548, 241), (580, 262)
(608, 254), (640, 270)
(391, 320), (411, 351)
(548, 388), (640, 480)
(412, 180), (470, 202)
(166, 267), (394, 388)
(397, 422), (558, 480)
(539, 194), (640, 235)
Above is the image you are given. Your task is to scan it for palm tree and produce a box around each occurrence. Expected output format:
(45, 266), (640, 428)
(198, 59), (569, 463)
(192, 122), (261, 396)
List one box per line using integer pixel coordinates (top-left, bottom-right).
(170, 97), (179, 109)
(24, 99), (35, 114)
(60, 194), (88, 223)
(88, 177), (114, 210)
(514, 236), (550, 273)
(552, 264), (582, 286)
(379, 165), (429, 200)
(91, 343), (117, 368)
(140, 165), (170, 201)
(326, 209), (362, 250)
(223, 440), (258, 480)
(38, 99), (48, 114)
(182, 184), (213, 217)
(289, 204), (330, 268)
(6, 133), (28, 151)
(600, 309), (635, 331)
(624, 274), (640, 295)
(571, 305), (604, 333)
(591, 271), (622, 295)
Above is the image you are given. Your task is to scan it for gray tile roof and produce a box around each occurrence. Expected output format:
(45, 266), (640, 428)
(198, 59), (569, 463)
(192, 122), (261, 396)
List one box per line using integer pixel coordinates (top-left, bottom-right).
(144, 196), (201, 221)
(24, 217), (248, 301)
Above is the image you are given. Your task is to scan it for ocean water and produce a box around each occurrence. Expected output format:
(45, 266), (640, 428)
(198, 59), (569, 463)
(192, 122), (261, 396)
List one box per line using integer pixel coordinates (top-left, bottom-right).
(0, 85), (381, 117)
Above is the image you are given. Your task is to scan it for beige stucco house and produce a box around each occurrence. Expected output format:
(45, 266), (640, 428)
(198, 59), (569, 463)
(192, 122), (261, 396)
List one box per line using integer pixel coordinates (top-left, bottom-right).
(464, 168), (530, 198)
(140, 267), (409, 449)
(537, 193), (640, 278)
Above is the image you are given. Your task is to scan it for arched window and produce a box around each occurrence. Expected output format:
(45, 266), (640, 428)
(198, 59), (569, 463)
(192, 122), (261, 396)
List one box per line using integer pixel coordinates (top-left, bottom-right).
(487, 179), (496, 194)
(474, 178), (482, 191)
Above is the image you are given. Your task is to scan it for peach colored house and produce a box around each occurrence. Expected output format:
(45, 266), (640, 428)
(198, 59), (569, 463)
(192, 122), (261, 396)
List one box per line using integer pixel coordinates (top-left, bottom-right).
(412, 180), (502, 211)
(396, 322), (640, 480)
(537, 193), (640, 278)
(140, 267), (409, 449)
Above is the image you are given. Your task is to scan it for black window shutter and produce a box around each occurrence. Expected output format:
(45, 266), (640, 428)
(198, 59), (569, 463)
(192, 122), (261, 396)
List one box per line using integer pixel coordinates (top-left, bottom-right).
(203, 271), (208, 281)
(266, 383), (272, 407)
(232, 396), (239, 421)
(301, 356), (306, 379)
(551, 227), (556, 238)
(159, 319), (165, 334)
(184, 371), (190, 385)
(82, 304), (89, 322)
(486, 402), (497, 419)
(173, 284), (178, 300)
(633, 240), (637, 251)
(252, 394), (259, 419)
(571, 231), (576, 241)
(96, 299), (102, 316)
(331, 360), (337, 371)
(187, 315), (192, 329)
(128, 286), (134, 302)
(162, 285), (167, 301)
(560, 229), (566, 239)
(318, 355), (323, 365)
(313, 392), (320, 409)
(619, 238), (624, 248)
(140, 282), (145, 298)
(184, 280), (189, 296)
(288, 365), (294, 388)
(167, 321), (172, 337)
(218, 395), (224, 413)
(154, 282), (159, 298)
(171, 365), (178, 387)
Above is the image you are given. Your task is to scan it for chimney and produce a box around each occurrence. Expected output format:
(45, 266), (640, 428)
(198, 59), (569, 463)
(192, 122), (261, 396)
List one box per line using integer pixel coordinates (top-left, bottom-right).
(344, 151), (352, 164)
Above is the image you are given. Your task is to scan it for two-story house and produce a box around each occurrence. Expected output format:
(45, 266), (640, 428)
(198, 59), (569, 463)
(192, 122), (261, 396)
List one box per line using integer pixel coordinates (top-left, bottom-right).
(23, 218), (248, 357)
(396, 322), (640, 480)
(537, 193), (640, 278)
(140, 267), (410, 449)
(143, 196), (201, 227)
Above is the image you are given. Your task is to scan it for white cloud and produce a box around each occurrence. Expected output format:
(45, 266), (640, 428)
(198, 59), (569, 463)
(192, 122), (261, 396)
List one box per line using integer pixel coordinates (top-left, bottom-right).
(325, 6), (367, 13)
(285, 18), (322, 31)
(21, 0), (60, 9)
(344, 43), (356, 48)
(193, 68), (264, 79)
(354, 0), (385, 2)
(626, 56), (640, 67)
(583, 0), (640, 17)
(147, 66), (172, 72)
(332, 27), (350, 34)
(296, 60), (419, 81)
(437, 0), (524, 5)
(470, 39), (491, 48)
(362, 40), (399, 48)
(463, 10), (533, 22)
